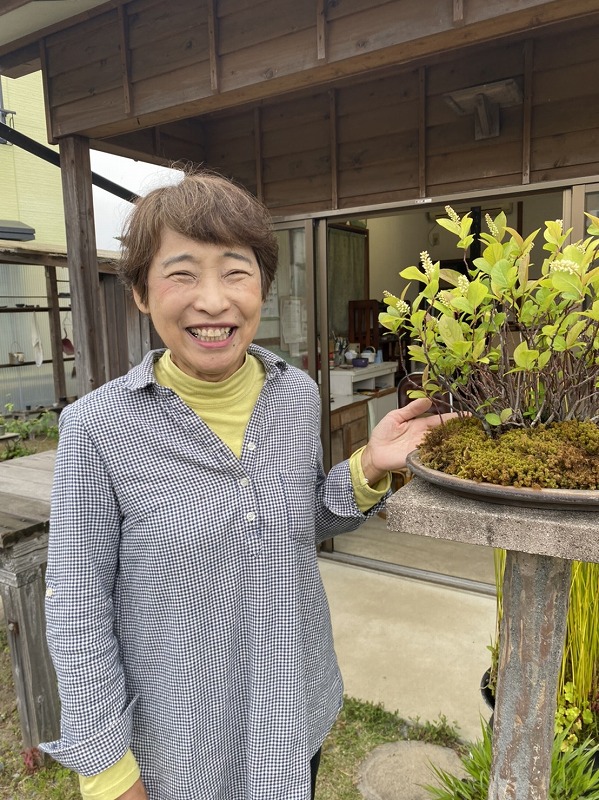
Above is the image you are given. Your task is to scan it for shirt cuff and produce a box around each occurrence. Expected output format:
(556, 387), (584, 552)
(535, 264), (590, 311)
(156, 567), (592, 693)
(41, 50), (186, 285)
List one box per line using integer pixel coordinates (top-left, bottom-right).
(349, 447), (391, 512)
(79, 749), (140, 800)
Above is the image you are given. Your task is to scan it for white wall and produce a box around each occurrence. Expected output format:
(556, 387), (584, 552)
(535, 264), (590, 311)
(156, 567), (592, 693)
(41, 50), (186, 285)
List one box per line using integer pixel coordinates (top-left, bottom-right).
(367, 191), (564, 302)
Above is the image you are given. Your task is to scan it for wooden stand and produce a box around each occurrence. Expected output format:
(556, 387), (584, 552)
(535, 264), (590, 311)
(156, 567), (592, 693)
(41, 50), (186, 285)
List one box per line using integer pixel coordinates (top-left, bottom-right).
(0, 453), (60, 749)
(386, 478), (599, 800)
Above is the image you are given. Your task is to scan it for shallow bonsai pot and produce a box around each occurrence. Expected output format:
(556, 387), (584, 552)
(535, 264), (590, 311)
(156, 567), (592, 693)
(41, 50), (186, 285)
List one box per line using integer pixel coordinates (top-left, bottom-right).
(406, 451), (599, 511)
(352, 357), (369, 368)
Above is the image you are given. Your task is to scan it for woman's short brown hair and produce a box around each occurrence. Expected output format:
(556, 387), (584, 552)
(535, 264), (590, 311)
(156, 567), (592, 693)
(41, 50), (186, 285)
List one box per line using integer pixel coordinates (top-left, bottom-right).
(119, 170), (278, 304)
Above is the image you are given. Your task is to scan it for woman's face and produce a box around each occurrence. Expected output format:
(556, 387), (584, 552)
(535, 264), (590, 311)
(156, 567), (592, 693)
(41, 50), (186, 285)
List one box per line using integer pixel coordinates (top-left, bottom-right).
(134, 228), (263, 382)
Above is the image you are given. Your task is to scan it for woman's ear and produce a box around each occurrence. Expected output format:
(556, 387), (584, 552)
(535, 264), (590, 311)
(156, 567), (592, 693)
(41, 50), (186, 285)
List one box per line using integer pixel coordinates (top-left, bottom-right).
(132, 287), (149, 315)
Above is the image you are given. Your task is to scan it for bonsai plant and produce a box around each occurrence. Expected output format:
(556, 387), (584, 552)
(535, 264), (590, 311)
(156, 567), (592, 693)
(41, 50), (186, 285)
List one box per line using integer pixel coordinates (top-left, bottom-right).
(379, 207), (599, 489)
(380, 207), (599, 770)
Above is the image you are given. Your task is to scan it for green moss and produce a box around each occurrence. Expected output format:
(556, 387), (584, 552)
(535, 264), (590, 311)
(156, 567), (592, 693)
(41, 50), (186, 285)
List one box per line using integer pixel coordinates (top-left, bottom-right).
(419, 418), (599, 489)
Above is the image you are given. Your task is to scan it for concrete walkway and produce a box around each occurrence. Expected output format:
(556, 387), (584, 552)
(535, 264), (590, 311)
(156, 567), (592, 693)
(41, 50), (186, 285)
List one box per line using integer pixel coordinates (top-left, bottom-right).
(319, 557), (495, 798)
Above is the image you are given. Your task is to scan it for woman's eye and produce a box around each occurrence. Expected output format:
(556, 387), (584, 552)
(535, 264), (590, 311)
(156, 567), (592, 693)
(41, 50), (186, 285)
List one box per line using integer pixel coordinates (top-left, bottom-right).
(225, 269), (250, 279)
(170, 271), (195, 281)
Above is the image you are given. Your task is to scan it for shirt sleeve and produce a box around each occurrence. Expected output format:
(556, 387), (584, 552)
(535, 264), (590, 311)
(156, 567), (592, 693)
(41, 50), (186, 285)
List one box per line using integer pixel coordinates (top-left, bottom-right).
(79, 750), (140, 800)
(39, 405), (136, 776)
(348, 446), (392, 511)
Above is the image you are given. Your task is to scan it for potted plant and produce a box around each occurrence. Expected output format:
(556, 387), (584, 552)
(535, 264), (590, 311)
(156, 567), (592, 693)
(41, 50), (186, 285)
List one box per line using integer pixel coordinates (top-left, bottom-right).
(380, 208), (599, 778)
(379, 207), (599, 492)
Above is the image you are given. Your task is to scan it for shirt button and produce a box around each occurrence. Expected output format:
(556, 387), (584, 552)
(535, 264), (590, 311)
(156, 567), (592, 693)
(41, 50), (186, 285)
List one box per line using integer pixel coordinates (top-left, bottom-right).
(240, 477), (249, 488)
(46, 587), (54, 598)
(247, 442), (256, 451)
(246, 512), (256, 522)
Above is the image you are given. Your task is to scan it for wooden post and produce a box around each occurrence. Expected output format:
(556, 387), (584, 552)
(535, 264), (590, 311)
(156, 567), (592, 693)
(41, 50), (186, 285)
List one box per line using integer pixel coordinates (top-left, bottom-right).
(44, 265), (67, 402)
(489, 551), (571, 800)
(59, 135), (106, 396)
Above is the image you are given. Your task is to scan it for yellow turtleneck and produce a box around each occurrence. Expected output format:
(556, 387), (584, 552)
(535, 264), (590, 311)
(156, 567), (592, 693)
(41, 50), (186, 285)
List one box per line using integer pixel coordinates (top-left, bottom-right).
(154, 349), (265, 458)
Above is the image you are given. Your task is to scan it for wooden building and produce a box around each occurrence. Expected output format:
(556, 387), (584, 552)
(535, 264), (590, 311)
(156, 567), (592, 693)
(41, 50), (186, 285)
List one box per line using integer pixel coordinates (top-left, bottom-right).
(1, 0), (599, 465)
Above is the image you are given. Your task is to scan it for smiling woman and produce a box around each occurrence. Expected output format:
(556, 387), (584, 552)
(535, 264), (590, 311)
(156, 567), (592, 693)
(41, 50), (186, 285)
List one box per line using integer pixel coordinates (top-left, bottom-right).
(39, 169), (450, 800)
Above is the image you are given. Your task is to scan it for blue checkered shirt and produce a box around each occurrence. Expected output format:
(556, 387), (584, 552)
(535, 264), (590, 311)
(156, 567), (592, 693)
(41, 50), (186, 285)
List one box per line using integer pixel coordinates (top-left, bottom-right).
(41, 346), (387, 799)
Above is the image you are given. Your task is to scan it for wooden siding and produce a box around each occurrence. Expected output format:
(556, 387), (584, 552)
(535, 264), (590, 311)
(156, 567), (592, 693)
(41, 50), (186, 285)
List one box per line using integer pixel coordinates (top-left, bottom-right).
(29, 0), (599, 141)
(260, 94), (331, 211)
(529, 25), (599, 182)
(185, 17), (599, 213)
(17, 0), (599, 214)
(336, 73), (420, 208)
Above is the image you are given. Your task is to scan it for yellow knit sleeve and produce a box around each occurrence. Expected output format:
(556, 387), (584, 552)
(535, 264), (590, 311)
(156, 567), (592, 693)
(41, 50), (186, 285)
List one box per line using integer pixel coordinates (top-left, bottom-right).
(79, 749), (140, 800)
(349, 446), (391, 512)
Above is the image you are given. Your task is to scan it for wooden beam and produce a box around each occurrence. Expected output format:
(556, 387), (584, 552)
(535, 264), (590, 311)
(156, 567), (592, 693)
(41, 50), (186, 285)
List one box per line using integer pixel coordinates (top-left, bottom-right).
(59, 135), (106, 395)
(153, 126), (162, 158)
(317, 0), (327, 61)
(37, 39), (55, 145)
(117, 4), (133, 116)
(254, 107), (263, 202)
(329, 89), (338, 209)
(522, 39), (533, 185)
(207, 0), (219, 94)
(418, 66), (427, 197)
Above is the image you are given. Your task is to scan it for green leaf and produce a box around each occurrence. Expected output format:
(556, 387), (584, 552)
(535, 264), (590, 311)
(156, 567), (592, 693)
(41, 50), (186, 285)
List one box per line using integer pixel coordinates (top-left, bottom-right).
(438, 268), (464, 287)
(437, 316), (464, 346)
(513, 341), (539, 369)
(450, 297), (474, 315)
(400, 265), (428, 283)
(490, 260), (517, 291)
(378, 312), (402, 332)
(552, 335), (567, 352)
(448, 340), (472, 358)
(485, 413), (502, 426)
(436, 217), (461, 237)
(499, 408), (513, 423)
(550, 270), (583, 300)
(565, 320), (587, 347)
(482, 241), (505, 265)
(467, 280), (488, 310)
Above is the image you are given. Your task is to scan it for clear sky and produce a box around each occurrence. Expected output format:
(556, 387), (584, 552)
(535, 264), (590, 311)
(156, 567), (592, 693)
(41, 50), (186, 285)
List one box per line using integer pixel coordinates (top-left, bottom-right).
(90, 150), (181, 251)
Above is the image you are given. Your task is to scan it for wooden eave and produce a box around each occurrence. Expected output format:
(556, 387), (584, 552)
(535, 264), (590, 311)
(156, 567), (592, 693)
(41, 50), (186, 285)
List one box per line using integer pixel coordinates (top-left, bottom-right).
(69, 0), (599, 142)
(0, 0), (129, 77)
(2, 0), (599, 143)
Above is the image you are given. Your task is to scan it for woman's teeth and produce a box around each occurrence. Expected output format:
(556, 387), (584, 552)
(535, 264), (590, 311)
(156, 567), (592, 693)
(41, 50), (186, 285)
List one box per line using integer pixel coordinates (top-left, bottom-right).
(189, 327), (232, 342)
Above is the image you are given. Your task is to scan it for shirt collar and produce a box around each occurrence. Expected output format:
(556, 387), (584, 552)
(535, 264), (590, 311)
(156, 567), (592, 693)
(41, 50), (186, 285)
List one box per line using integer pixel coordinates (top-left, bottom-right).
(122, 345), (288, 392)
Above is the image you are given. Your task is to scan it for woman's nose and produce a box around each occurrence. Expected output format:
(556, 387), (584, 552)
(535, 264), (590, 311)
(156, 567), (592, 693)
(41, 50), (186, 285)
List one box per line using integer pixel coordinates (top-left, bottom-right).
(191, 279), (231, 314)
